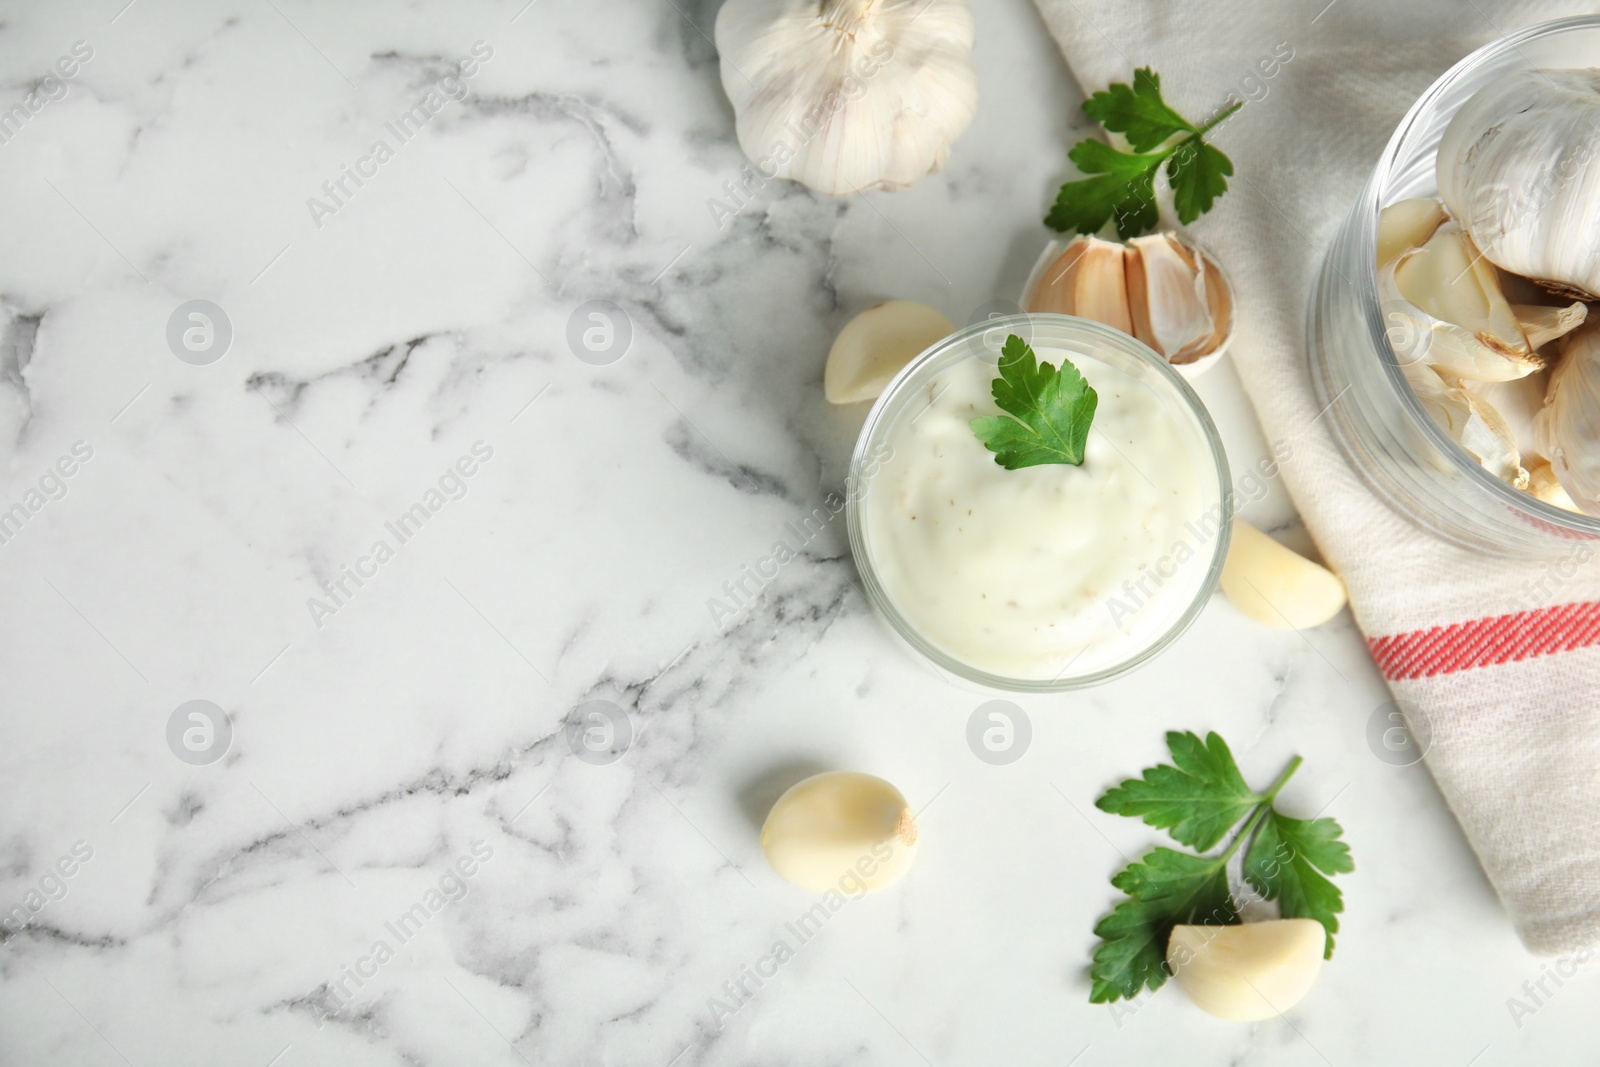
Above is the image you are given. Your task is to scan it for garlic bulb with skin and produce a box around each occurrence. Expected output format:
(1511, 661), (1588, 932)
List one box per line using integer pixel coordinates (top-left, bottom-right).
(1024, 232), (1233, 365)
(1438, 68), (1600, 300)
(714, 0), (977, 196)
(1535, 320), (1600, 515)
(1381, 221), (1583, 381)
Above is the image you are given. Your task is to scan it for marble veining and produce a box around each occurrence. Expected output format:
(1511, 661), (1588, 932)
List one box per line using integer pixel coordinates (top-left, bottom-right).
(0, 0), (1594, 1065)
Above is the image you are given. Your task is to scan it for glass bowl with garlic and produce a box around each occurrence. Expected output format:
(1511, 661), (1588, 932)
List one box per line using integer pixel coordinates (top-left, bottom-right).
(1309, 16), (1600, 554)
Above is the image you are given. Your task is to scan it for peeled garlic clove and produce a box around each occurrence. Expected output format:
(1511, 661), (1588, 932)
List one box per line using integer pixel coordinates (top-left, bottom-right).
(1386, 222), (1541, 381)
(1438, 68), (1600, 300)
(1376, 197), (1447, 269)
(1167, 919), (1326, 1021)
(760, 771), (918, 893)
(1026, 236), (1132, 334)
(825, 301), (953, 404)
(1534, 320), (1600, 515)
(1529, 460), (1581, 511)
(1126, 233), (1232, 364)
(1220, 519), (1347, 630)
(713, 0), (977, 195)
(1513, 302), (1587, 351)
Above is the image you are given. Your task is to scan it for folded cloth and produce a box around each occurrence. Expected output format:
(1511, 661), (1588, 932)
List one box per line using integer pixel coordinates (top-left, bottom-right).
(1028, 0), (1600, 954)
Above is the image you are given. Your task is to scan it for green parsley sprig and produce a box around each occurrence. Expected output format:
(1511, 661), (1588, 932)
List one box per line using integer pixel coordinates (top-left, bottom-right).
(969, 334), (1098, 469)
(1088, 731), (1354, 1004)
(1047, 68), (1241, 240)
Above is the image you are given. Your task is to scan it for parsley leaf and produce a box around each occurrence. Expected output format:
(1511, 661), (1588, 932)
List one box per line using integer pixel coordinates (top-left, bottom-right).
(969, 334), (1098, 469)
(1087, 738), (1354, 1004)
(1167, 140), (1234, 225)
(1096, 731), (1262, 851)
(1046, 69), (1241, 240)
(1090, 848), (1237, 1003)
(1046, 141), (1159, 240)
(1082, 67), (1194, 153)
(1244, 811), (1355, 958)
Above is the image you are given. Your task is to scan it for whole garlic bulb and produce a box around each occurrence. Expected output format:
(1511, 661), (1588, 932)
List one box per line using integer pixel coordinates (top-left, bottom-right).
(1534, 320), (1600, 515)
(1437, 68), (1600, 300)
(713, 0), (977, 195)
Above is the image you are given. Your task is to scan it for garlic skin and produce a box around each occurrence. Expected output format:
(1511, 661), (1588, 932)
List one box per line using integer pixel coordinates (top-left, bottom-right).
(825, 300), (953, 404)
(1515, 302), (1588, 351)
(1381, 222), (1580, 381)
(1126, 233), (1232, 365)
(760, 771), (918, 893)
(714, 0), (977, 196)
(1463, 370), (1550, 459)
(1534, 321), (1600, 516)
(1167, 919), (1326, 1021)
(1384, 222), (1526, 378)
(1407, 364), (1527, 488)
(1024, 232), (1233, 366)
(1438, 68), (1600, 300)
(1220, 519), (1347, 630)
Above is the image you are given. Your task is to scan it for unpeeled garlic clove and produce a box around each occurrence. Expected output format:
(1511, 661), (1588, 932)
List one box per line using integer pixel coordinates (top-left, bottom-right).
(824, 301), (954, 404)
(1464, 369), (1549, 458)
(1026, 236), (1132, 334)
(1513, 302), (1587, 351)
(1167, 919), (1326, 1021)
(1220, 519), (1347, 630)
(1025, 232), (1233, 365)
(1376, 197), (1447, 269)
(1534, 320), (1600, 515)
(760, 771), (918, 893)
(1384, 222), (1550, 381)
(1408, 364), (1527, 487)
(1126, 233), (1232, 365)
(1529, 460), (1581, 512)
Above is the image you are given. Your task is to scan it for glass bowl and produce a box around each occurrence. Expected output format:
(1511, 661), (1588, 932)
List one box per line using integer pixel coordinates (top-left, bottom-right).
(1308, 15), (1600, 555)
(845, 313), (1232, 692)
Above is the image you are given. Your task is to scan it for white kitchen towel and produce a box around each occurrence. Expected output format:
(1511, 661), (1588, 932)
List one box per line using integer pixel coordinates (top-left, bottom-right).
(1028, 0), (1600, 955)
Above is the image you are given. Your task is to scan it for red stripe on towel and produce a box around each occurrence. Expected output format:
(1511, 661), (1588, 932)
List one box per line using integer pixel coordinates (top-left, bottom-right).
(1368, 601), (1600, 679)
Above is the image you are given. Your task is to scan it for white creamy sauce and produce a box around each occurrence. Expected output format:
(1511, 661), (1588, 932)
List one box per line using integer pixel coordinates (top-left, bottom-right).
(863, 349), (1218, 680)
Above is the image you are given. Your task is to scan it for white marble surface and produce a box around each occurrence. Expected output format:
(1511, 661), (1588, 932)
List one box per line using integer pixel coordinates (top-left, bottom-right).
(0, 1), (1595, 1064)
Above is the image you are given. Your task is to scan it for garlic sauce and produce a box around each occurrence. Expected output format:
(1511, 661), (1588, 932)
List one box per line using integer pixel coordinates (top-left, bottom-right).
(861, 348), (1221, 681)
